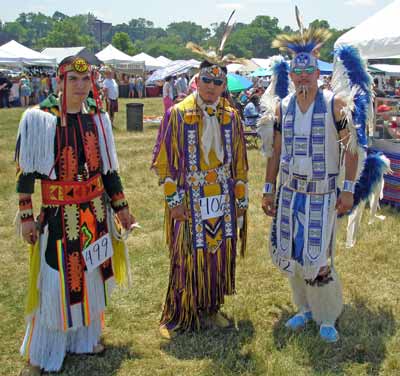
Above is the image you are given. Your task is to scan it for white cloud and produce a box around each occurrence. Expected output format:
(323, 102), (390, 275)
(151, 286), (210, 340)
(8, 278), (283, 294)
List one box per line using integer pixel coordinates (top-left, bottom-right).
(345, 0), (376, 6)
(216, 3), (243, 10)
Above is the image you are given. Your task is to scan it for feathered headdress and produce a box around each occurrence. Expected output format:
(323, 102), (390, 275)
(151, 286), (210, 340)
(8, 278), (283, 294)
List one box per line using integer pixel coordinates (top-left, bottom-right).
(272, 6), (331, 58)
(186, 10), (239, 65)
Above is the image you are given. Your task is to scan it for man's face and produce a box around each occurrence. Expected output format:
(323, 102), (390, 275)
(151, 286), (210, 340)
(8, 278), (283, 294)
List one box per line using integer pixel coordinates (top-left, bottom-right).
(290, 65), (320, 93)
(61, 71), (91, 107)
(196, 72), (226, 104)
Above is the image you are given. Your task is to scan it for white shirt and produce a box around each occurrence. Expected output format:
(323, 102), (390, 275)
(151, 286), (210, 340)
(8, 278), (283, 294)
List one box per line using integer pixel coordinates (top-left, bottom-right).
(163, 81), (173, 99)
(281, 90), (340, 177)
(102, 78), (119, 100)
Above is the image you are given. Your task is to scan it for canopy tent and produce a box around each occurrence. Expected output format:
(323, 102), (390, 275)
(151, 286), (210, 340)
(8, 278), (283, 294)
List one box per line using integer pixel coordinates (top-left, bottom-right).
(0, 48), (21, 64)
(227, 73), (253, 93)
(227, 63), (243, 73)
(146, 60), (199, 84)
(370, 64), (400, 77)
(335, 0), (400, 59)
(318, 59), (333, 74)
(0, 40), (56, 66)
(96, 44), (145, 73)
(251, 67), (272, 77)
(96, 44), (136, 64)
(156, 55), (172, 67)
(42, 47), (101, 65)
(251, 57), (273, 69)
(131, 52), (164, 71)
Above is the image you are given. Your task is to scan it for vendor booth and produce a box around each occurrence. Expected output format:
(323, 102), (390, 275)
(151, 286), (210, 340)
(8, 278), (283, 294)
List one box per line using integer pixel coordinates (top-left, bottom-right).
(0, 40), (56, 66)
(335, 0), (400, 209)
(96, 45), (146, 98)
(335, 0), (400, 208)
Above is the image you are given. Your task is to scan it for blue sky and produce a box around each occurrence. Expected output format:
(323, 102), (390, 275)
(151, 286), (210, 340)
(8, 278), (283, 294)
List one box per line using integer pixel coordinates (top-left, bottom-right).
(0, 0), (395, 30)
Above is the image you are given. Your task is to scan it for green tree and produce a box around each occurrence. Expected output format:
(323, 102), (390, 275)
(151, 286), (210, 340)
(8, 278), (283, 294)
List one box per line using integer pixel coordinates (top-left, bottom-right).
(52, 11), (68, 22)
(15, 12), (54, 47)
(2, 22), (28, 44)
(309, 19), (330, 29)
(166, 21), (210, 45)
(112, 32), (135, 55)
(37, 17), (96, 50)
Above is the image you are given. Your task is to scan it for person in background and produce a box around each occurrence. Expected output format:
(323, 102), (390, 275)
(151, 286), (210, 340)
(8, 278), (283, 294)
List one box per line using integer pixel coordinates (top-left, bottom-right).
(243, 94), (260, 128)
(39, 73), (49, 102)
(162, 76), (174, 112)
(373, 78), (385, 98)
(129, 75), (136, 98)
(0, 72), (12, 108)
(19, 74), (32, 107)
(136, 75), (144, 98)
(50, 73), (57, 95)
(102, 69), (119, 128)
(176, 74), (188, 96)
(172, 76), (178, 99)
(31, 74), (40, 104)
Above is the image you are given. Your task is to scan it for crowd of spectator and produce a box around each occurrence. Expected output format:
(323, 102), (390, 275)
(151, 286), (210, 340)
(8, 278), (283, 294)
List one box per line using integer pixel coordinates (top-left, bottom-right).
(0, 70), (57, 108)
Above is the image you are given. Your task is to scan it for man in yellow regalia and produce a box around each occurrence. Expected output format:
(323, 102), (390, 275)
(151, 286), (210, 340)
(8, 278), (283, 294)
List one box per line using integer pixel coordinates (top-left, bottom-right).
(152, 59), (248, 339)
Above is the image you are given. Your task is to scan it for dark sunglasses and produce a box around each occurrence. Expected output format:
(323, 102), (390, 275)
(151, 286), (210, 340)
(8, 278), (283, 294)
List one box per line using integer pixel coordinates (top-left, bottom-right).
(200, 76), (224, 86)
(292, 66), (317, 75)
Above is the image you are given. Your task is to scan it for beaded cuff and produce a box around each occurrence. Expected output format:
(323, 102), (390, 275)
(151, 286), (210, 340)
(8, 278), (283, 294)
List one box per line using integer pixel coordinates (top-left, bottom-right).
(166, 191), (183, 209)
(236, 196), (249, 210)
(263, 182), (275, 194)
(342, 180), (356, 194)
(19, 197), (34, 223)
(110, 192), (129, 212)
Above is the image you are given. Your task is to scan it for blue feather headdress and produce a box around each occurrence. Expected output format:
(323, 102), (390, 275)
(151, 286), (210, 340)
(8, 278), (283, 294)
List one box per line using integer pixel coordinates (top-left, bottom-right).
(331, 45), (373, 151)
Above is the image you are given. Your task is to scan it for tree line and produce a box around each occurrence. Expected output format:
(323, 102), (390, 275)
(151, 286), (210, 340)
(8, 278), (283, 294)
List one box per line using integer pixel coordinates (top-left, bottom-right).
(0, 12), (350, 62)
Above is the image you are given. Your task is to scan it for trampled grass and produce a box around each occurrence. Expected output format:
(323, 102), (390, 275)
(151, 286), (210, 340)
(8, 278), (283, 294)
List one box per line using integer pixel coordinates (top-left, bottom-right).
(0, 98), (399, 376)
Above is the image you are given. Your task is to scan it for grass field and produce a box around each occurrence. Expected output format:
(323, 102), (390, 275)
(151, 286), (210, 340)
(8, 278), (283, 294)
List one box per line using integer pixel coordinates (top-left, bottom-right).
(0, 98), (399, 376)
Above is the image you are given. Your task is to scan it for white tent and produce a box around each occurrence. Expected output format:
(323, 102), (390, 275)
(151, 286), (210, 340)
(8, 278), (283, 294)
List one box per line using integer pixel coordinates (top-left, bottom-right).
(42, 47), (85, 64)
(96, 44), (136, 64)
(131, 52), (164, 71)
(251, 58), (273, 69)
(156, 55), (172, 67)
(335, 0), (400, 59)
(0, 47), (21, 64)
(0, 40), (56, 66)
(227, 63), (243, 73)
(370, 64), (400, 77)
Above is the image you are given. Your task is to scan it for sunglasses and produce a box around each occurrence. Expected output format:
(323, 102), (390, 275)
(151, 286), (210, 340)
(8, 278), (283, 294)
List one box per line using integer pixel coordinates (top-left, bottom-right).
(200, 76), (224, 86)
(292, 66), (317, 75)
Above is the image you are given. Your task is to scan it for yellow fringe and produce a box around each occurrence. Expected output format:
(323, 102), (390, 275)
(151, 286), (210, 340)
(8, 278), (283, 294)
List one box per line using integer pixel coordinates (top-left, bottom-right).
(25, 242), (40, 317)
(240, 211), (248, 258)
(111, 235), (127, 286)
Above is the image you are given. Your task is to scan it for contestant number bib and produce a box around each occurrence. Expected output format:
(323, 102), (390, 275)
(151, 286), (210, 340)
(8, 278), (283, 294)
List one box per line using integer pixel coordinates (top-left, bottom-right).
(271, 247), (294, 276)
(200, 194), (225, 220)
(83, 233), (113, 273)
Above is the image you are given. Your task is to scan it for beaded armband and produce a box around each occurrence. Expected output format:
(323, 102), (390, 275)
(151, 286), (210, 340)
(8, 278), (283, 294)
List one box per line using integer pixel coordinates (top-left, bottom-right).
(110, 192), (129, 212)
(342, 180), (356, 194)
(262, 182), (275, 194)
(19, 197), (34, 223)
(166, 191), (183, 209)
(235, 181), (249, 210)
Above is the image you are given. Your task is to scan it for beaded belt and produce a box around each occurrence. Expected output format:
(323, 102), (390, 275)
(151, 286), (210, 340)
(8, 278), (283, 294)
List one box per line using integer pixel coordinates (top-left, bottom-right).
(41, 174), (104, 205)
(282, 174), (337, 194)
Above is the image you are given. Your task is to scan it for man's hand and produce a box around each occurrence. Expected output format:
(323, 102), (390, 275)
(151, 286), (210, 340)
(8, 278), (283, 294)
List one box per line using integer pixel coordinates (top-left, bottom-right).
(117, 207), (136, 230)
(21, 220), (38, 245)
(262, 194), (276, 217)
(336, 191), (354, 215)
(170, 204), (189, 221)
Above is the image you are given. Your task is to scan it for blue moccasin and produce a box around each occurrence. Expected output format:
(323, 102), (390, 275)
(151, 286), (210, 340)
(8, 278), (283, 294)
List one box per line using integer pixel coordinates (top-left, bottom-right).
(319, 325), (339, 343)
(285, 311), (312, 330)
